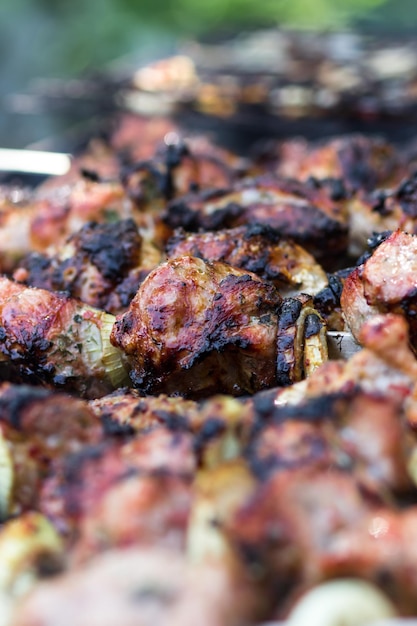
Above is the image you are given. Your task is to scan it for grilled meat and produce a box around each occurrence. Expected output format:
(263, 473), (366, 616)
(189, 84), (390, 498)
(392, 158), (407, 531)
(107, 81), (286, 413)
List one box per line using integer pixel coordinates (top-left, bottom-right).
(272, 135), (405, 192)
(111, 255), (327, 397)
(111, 255), (282, 397)
(6, 96), (417, 625)
(0, 277), (129, 397)
(166, 223), (328, 297)
(14, 219), (161, 314)
(342, 231), (417, 346)
(165, 176), (349, 266)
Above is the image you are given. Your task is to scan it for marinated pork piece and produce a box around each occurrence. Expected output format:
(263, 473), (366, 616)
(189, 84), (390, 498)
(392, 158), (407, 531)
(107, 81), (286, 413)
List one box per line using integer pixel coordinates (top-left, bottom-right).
(89, 388), (198, 436)
(0, 179), (136, 273)
(223, 429), (417, 615)
(90, 389), (254, 469)
(342, 231), (417, 345)
(112, 256), (327, 397)
(165, 176), (349, 266)
(11, 546), (262, 626)
(166, 223), (328, 297)
(0, 277), (129, 398)
(248, 386), (413, 496)
(0, 383), (101, 514)
(272, 135), (405, 192)
(111, 255), (282, 397)
(14, 219), (162, 314)
(39, 426), (195, 552)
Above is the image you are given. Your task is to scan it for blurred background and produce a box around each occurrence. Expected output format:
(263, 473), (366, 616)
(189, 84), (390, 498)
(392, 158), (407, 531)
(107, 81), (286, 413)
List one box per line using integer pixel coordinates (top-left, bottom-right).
(1, 0), (417, 148)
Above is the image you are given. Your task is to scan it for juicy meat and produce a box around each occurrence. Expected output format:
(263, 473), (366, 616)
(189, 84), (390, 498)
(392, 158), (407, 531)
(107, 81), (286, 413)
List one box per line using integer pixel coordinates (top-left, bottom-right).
(166, 224), (327, 296)
(111, 256), (282, 397)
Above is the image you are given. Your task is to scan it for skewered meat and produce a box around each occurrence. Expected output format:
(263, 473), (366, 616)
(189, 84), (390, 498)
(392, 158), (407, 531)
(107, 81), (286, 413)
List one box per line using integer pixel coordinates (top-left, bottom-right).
(6, 83), (417, 625)
(0, 277), (129, 397)
(111, 255), (327, 397)
(0, 179), (136, 273)
(111, 255), (282, 397)
(11, 546), (262, 626)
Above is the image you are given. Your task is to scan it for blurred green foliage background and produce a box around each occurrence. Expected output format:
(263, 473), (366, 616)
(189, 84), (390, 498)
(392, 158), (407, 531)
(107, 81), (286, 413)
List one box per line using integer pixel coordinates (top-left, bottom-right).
(1, 0), (416, 147)
(1, 0), (415, 80)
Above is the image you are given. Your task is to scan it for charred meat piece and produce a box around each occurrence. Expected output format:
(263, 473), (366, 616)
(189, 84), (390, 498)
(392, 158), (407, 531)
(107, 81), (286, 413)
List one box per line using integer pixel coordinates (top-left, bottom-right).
(11, 546), (262, 626)
(0, 179), (136, 273)
(120, 136), (239, 210)
(166, 224), (328, 297)
(111, 255), (282, 397)
(14, 219), (162, 314)
(347, 174), (417, 256)
(0, 277), (129, 398)
(165, 176), (349, 265)
(40, 427), (195, 552)
(342, 231), (417, 346)
(111, 256), (328, 397)
(248, 386), (412, 496)
(273, 135), (405, 192)
(0, 383), (101, 514)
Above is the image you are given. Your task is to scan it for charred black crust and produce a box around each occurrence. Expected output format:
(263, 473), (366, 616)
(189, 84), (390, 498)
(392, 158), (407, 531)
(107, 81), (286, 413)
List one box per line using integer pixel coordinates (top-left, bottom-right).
(80, 168), (102, 183)
(193, 417), (225, 456)
(370, 191), (391, 216)
(247, 430), (329, 481)
(304, 313), (323, 338)
(313, 275), (343, 315)
(0, 384), (52, 430)
(395, 172), (417, 217)
(275, 298), (302, 387)
(252, 389), (351, 425)
(165, 200), (243, 231)
(243, 223), (282, 243)
(62, 443), (108, 485)
(356, 231), (393, 266)
(278, 298), (303, 329)
(152, 409), (190, 432)
(101, 413), (136, 438)
(307, 176), (348, 201)
(77, 219), (141, 280)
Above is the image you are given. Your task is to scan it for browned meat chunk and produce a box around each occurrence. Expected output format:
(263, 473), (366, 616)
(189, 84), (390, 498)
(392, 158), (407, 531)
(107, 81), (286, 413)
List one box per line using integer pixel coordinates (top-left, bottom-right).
(166, 224), (327, 297)
(111, 256), (282, 397)
(165, 176), (349, 266)
(273, 135), (405, 191)
(342, 231), (417, 346)
(0, 277), (129, 398)
(14, 219), (161, 314)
